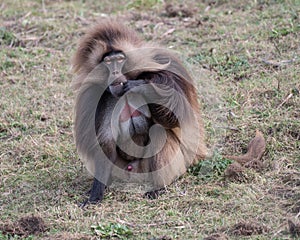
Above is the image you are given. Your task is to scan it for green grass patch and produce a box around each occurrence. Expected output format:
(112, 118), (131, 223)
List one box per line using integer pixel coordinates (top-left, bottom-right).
(91, 223), (133, 239)
(189, 152), (233, 180)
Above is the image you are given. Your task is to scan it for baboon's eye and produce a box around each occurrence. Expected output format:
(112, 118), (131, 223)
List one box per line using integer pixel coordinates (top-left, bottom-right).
(117, 58), (124, 63)
(103, 56), (112, 64)
(116, 55), (125, 63)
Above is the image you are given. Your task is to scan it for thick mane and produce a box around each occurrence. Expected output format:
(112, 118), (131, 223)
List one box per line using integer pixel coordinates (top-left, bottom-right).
(73, 19), (142, 75)
(83, 19), (141, 48)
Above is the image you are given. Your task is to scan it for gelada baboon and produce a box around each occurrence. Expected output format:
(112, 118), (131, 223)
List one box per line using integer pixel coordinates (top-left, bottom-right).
(72, 19), (207, 204)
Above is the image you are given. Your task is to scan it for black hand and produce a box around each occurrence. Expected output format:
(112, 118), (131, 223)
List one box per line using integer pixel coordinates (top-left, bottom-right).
(124, 79), (147, 93)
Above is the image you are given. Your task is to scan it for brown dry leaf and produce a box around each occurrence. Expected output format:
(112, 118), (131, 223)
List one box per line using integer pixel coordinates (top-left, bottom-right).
(244, 159), (265, 170)
(225, 130), (266, 165)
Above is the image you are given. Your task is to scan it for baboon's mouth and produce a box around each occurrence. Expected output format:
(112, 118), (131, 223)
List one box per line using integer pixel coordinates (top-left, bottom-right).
(111, 81), (124, 86)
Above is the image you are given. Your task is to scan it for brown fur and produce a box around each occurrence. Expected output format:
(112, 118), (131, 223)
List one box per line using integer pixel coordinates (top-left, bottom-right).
(72, 19), (207, 195)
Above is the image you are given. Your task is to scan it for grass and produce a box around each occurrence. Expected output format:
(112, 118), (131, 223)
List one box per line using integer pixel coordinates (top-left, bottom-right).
(0, 0), (299, 239)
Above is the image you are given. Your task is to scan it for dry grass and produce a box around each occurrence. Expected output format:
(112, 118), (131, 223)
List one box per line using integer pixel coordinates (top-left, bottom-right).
(0, 0), (299, 239)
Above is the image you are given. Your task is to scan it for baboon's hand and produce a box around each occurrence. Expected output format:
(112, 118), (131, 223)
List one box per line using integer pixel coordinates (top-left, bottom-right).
(124, 79), (147, 93)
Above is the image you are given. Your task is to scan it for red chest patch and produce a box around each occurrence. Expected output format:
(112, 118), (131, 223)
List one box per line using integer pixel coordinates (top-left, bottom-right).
(119, 101), (142, 122)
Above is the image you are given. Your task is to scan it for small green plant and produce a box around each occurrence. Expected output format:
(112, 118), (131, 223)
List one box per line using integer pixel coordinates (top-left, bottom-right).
(189, 152), (232, 180)
(0, 232), (33, 240)
(270, 25), (300, 39)
(0, 60), (14, 71)
(217, 55), (250, 77)
(0, 28), (17, 46)
(91, 223), (133, 239)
